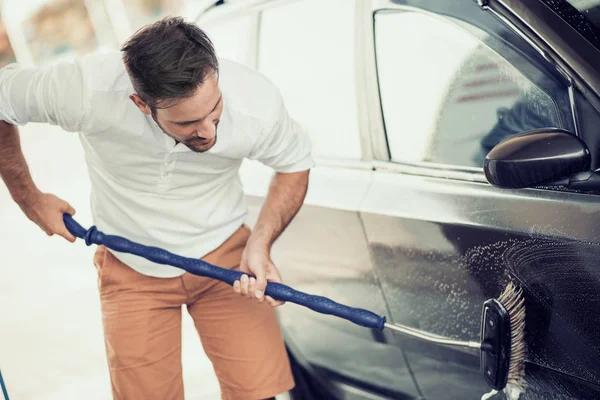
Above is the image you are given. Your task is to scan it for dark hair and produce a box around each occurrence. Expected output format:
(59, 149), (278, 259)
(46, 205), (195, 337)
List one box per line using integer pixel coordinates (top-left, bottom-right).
(121, 16), (219, 109)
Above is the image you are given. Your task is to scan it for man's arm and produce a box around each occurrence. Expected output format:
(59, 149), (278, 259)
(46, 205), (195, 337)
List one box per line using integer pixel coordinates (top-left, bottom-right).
(0, 121), (39, 204)
(235, 89), (314, 306)
(0, 121), (76, 241)
(236, 169), (309, 307)
(247, 170), (309, 251)
(0, 61), (85, 242)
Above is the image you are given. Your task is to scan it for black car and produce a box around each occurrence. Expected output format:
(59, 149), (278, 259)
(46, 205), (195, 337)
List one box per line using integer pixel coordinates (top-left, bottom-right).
(192, 1), (600, 399)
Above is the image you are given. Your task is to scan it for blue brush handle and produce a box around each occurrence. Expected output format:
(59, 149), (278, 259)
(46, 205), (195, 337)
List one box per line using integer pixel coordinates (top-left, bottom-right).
(63, 214), (386, 331)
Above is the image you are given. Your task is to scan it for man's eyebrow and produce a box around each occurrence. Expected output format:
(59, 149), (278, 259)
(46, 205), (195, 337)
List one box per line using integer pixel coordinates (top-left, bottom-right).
(169, 95), (222, 124)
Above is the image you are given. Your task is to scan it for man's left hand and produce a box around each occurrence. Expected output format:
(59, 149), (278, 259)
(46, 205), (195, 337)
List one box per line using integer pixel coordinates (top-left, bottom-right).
(234, 244), (285, 307)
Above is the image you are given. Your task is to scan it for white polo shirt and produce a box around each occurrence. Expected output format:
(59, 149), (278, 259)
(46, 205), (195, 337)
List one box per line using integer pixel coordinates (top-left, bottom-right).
(0, 51), (314, 278)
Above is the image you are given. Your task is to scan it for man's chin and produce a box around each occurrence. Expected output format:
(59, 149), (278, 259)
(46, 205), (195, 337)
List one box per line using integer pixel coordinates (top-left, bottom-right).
(185, 137), (216, 153)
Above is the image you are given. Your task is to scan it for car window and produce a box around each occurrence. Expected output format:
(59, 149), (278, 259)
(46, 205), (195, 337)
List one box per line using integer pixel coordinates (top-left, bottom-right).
(374, 11), (566, 169)
(199, 12), (259, 68)
(542, 0), (600, 50)
(257, 0), (361, 160)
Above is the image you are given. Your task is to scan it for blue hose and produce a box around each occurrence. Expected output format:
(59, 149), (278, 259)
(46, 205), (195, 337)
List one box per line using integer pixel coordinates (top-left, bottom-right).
(0, 369), (9, 400)
(63, 214), (387, 331)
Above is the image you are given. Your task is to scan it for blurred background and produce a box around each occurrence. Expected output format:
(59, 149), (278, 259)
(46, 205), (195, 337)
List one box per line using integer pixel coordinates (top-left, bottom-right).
(0, 0), (191, 67)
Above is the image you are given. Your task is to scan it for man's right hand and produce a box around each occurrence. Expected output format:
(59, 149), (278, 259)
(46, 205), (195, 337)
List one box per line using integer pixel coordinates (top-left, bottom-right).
(18, 191), (77, 242)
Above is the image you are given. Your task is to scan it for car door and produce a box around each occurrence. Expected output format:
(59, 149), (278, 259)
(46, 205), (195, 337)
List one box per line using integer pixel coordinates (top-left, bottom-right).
(198, 1), (421, 398)
(360, 0), (600, 399)
(254, 1), (422, 398)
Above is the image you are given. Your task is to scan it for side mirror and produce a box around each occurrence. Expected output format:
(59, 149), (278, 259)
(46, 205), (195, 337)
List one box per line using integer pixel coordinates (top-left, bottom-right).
(484, 129), (592, 189)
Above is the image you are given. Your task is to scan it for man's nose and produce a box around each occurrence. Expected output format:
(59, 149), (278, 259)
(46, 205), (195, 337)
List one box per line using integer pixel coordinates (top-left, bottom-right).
(195, 119), (216, 139)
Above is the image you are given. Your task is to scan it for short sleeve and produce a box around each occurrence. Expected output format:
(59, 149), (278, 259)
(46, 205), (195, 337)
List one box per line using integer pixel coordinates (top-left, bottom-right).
(248, 91), (315, 173)
(0, 59), (87, 132)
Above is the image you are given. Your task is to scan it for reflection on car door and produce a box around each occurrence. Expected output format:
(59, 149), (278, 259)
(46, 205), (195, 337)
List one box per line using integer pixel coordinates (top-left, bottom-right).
(257, 1), (420, 397)
(202, 0), (421, 397)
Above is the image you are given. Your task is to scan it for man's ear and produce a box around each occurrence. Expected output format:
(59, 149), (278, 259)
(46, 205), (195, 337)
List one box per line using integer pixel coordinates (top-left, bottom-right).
(129, 94), (151, 115)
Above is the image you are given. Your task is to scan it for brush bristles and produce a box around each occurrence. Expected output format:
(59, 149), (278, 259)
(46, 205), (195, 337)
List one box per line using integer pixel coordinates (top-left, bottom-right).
(498, 282), (526, 384)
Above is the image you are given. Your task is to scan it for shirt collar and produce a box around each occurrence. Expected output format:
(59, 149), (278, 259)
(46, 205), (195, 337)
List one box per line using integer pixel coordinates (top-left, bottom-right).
(144, 113), (191, 153)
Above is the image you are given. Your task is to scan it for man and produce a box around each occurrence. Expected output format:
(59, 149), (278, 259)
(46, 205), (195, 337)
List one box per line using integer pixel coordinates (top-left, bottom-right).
(0, 17), (314, 400)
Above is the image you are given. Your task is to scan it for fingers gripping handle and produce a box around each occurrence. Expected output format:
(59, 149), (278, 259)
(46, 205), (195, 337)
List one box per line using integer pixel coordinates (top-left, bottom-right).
(63, 214), (87, 239)
(63, 214), (387, 331)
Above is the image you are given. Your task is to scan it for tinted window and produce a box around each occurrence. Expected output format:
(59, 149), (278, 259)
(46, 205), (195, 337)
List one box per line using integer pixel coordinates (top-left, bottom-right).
(375, 11), (566, 168)
(258, 0), (361, 160)
(542, 0), (600, 49)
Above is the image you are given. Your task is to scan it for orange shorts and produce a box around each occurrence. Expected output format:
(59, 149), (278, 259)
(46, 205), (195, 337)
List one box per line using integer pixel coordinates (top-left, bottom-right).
(93, 225), (294, 400)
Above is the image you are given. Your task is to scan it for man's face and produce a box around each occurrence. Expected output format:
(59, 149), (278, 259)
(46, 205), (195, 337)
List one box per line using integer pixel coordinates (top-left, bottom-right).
(136, 73), (223, 153)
